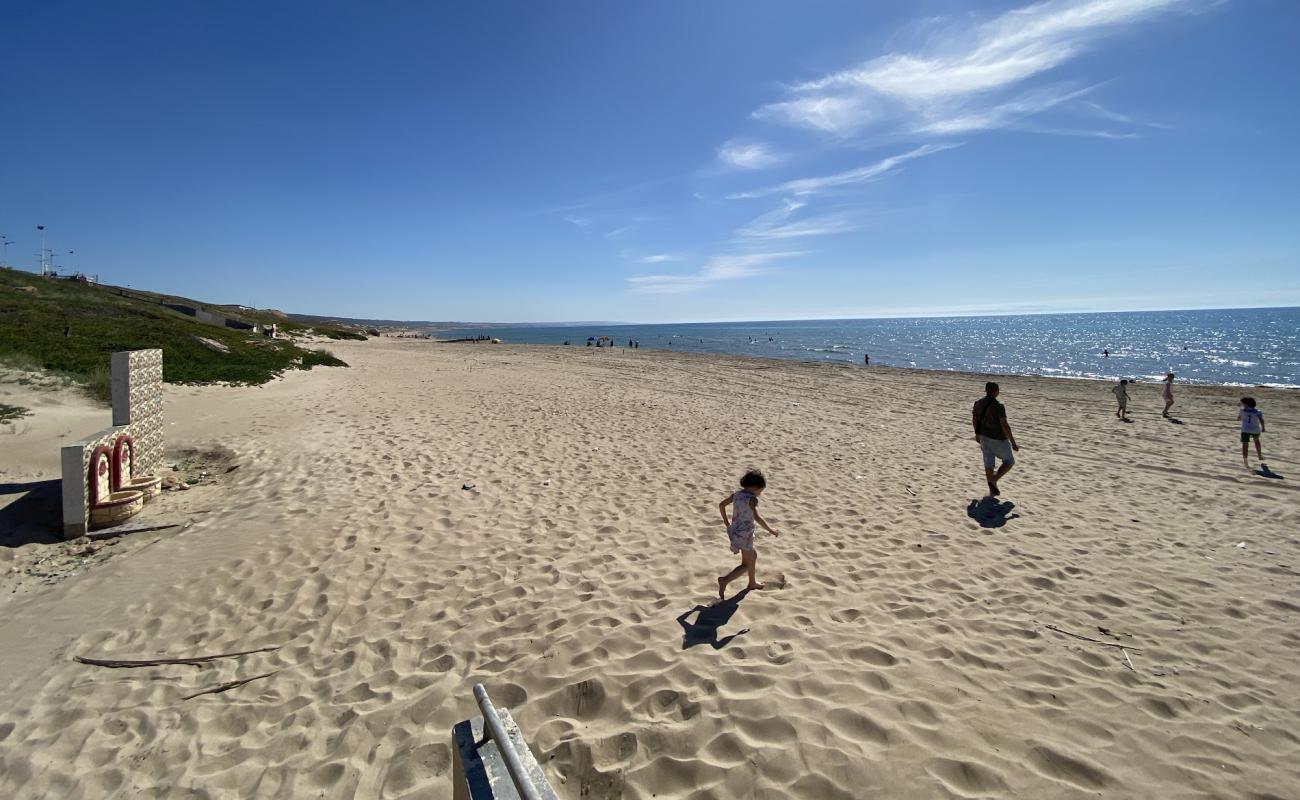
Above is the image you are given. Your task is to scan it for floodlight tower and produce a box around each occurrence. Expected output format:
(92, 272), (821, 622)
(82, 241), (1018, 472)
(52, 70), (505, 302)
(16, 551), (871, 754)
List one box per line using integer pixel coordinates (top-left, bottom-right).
(0, 234), (12, 268)
(37, 224), (47, 275)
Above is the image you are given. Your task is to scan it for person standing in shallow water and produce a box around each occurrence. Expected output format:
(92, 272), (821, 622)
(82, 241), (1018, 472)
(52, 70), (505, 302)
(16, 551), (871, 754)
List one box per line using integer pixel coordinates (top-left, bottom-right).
(1162, 372), (1176, 418)
(972, 382), (1019, 497)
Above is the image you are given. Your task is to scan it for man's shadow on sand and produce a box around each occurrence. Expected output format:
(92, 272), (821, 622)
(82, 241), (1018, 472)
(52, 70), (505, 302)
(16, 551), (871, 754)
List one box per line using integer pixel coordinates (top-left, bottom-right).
(967, 497), (1019, 529)
(677, 589), (751, 650)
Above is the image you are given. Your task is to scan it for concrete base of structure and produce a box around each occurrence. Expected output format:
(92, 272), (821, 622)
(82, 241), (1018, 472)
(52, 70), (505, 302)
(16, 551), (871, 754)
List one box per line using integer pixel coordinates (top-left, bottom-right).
(452, 708), (558, 800)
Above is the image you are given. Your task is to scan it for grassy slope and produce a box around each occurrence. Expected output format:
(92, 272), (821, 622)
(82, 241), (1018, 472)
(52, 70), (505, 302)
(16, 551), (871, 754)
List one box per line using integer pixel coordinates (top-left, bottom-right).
(214, 306), (367, 340)
(1, 403), (31, 424)
(0, 269), (351, 394)
(89, 284), (366, 341)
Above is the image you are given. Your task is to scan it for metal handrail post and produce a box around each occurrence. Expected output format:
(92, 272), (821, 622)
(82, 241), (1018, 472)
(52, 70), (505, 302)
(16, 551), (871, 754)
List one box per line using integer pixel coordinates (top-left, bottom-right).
(473, 683), (543, 800)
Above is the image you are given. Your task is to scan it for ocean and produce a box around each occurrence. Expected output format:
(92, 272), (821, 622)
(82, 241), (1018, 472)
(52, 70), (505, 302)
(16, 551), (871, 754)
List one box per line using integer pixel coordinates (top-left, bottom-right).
(438, 307), (1300, 388)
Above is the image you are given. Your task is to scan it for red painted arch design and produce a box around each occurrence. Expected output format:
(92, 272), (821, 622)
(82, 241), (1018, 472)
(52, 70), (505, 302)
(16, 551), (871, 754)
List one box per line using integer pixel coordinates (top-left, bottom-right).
(88, 445), (114, 506)
(112, 434), (136, 491)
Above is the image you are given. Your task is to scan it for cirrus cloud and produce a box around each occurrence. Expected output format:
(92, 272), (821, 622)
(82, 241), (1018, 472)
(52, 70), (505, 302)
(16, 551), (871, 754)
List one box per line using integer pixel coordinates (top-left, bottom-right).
(717, 140), (784, 170)
(757, 0), (1189, 138)
(627, 251), (802, 294)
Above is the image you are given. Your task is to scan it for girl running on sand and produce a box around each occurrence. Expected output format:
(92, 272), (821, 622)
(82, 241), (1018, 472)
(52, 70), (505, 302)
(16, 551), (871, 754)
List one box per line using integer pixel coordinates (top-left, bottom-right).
(717, 470), (779, 599)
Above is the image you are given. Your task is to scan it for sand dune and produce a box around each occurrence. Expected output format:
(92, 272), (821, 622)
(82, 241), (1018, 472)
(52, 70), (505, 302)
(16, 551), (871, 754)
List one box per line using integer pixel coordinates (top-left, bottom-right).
(1, 340), (1297, 798)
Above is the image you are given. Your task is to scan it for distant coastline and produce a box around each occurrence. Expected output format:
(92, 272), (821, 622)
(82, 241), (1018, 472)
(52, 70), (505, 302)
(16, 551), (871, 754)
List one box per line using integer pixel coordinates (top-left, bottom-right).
(417, 307), (1300, 389)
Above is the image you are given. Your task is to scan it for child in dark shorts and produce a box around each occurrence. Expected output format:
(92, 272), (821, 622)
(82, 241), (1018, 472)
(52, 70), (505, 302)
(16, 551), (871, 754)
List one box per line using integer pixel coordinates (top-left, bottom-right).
(1238, 397), (1266, 468)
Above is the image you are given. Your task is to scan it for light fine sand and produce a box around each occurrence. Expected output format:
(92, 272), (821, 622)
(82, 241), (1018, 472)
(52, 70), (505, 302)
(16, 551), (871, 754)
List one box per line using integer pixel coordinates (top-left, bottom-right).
(1, 340), (1298, 799)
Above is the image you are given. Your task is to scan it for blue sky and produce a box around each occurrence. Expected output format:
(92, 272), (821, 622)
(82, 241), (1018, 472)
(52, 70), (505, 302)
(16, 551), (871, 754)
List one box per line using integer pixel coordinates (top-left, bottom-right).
(2, 0), (1297, 323)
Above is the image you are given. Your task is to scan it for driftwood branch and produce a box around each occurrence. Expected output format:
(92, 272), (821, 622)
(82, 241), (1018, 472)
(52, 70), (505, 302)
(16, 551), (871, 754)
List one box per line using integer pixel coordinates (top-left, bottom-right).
(181, 671), (278, 700)
(1045, 624), (1143, 652)
(75, 646), (280, 669)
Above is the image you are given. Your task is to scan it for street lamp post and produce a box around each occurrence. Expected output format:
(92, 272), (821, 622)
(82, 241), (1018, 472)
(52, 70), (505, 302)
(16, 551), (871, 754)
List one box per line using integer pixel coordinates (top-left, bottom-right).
(0, 235), (12, 268)
(37, 225), (47, 275)
(50, 249), (75, 274)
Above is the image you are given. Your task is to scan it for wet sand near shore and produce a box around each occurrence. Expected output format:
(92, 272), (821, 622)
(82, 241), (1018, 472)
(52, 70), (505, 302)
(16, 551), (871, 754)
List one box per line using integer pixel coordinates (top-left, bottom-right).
(1, 339), (1297, 799)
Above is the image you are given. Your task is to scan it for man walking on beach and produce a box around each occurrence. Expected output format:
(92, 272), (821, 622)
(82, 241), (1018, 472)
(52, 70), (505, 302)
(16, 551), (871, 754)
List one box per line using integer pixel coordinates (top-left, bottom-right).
(973, 382), (1019, 497)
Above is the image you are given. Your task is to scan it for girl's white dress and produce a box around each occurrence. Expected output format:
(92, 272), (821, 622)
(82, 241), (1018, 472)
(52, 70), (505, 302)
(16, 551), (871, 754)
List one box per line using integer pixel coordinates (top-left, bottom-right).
(728, 490), (757, 553)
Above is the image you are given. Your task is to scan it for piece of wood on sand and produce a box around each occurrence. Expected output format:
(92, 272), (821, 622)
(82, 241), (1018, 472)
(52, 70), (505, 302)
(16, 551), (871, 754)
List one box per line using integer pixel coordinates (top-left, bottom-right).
(1044, 624), (1143, 652)
(181, 671), (279, 701)
(74, 646), (280, 669)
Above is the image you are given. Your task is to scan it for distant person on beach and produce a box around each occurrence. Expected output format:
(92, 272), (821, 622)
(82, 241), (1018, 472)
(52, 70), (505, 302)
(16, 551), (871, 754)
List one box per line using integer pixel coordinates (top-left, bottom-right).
(1103, 349), (1109, 358)
(973, 382), (1019, 497)
(864, 354), (869, 365)
(1162, 373), (1176, 418)
(717, 470), (779, 599)
(1238, 397), (1266, 468)
(1112, 379), (1130, 419)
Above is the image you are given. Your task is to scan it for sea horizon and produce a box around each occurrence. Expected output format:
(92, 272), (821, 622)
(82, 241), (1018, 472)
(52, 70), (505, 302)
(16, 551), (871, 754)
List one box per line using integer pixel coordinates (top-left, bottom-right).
(434, 306), (1300, 389)
(313, 303), (1300, 330)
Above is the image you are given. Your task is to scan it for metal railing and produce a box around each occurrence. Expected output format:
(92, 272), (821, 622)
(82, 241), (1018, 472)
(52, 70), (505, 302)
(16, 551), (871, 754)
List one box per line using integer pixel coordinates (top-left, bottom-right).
(473, 684), (544, 800)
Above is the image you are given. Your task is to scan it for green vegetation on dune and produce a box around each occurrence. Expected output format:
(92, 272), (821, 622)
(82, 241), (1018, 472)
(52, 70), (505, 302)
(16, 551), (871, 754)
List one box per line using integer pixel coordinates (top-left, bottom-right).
(213, 305), (366, 340)
(0, 403), (31, 424)
(0, 269), (350, 397)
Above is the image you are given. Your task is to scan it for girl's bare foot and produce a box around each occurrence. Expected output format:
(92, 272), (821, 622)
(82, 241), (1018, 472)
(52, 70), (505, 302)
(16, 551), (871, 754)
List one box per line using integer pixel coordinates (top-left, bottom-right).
(747, 581), (766, 591)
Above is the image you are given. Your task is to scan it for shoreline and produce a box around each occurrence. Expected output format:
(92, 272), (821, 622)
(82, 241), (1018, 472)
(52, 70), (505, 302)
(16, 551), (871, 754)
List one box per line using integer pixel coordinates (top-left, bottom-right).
(430, 338), (1300, 393)
(424, 306), (1300, 390)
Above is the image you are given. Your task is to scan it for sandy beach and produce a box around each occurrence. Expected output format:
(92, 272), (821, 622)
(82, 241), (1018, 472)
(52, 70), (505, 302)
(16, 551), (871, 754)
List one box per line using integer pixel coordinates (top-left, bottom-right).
(1, 339), (1298, 799)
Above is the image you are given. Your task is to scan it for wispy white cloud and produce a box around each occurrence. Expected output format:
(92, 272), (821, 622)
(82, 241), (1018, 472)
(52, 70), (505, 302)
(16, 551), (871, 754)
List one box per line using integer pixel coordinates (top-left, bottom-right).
(563, 214), (593, 228)
(1017, 126), (1140, 139)
(1080, 100), (1172, 129)
(756, 0), (1187, 137)
(727, 144), (957, 200)
(628, 251), (801, 294)
(717, 140), (784, 170)
(917, 84), (1097, 134)
(751, 96), (872, 135)
(638, 253), (683, 264)
(736, 199), (866, 241)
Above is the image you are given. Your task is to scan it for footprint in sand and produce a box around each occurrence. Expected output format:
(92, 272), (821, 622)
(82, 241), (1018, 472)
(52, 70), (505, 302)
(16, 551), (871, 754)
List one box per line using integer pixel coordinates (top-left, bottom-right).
(765, 641), (794, 665)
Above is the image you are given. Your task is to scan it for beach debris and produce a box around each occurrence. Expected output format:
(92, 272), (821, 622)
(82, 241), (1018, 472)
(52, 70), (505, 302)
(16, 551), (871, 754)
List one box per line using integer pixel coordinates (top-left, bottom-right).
(1236, 542), (1247, 549)
(1044, 624), (1143, 652)
(182, 670), (279, 701)
(1122, 649), (1136, 672)
(542, 479), (551, 486)
(75, 645), (281, 669)
(462, 483), (475, 490)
